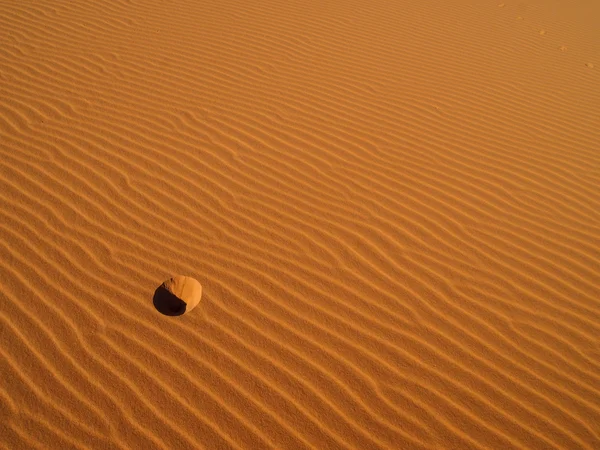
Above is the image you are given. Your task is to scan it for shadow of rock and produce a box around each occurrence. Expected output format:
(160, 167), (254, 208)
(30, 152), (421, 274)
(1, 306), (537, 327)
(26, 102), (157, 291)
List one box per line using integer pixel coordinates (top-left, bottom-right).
(153, 286), (187, 316)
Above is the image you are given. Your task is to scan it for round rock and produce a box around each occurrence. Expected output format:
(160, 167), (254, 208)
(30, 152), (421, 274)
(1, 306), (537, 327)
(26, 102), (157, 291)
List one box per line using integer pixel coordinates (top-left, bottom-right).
(154, 275), (202, 316)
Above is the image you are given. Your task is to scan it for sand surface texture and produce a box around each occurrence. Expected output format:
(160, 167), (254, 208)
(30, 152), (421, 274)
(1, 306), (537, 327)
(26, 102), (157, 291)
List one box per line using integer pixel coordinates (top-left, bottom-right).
(1, 0), (599, 448)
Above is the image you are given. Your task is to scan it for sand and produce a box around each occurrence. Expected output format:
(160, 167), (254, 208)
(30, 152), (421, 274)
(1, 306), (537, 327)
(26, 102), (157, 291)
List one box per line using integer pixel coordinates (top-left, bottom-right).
(1, 0), (599, 448)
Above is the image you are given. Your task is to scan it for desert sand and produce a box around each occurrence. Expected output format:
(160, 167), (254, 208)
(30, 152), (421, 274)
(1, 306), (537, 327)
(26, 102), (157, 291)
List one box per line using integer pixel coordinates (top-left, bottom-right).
(1, 0), (599, 448)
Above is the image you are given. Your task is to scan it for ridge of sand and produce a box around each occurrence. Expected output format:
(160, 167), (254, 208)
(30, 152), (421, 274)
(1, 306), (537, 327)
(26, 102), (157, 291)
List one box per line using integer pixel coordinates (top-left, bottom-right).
(1, 0), (599, 448)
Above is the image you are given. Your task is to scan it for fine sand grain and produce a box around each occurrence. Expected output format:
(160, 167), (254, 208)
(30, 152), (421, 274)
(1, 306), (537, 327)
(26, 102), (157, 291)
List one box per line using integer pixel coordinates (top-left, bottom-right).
(1, 0), (599, 449)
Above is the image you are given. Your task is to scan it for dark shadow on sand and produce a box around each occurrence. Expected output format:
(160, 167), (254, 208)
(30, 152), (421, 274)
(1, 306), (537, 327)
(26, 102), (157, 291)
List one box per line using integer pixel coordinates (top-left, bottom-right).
(153, 286), (187, 316)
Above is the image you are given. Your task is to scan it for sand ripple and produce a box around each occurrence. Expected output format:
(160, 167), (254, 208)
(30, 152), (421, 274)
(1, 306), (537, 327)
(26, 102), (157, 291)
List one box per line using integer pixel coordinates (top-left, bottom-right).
(1, 0), (599, 448)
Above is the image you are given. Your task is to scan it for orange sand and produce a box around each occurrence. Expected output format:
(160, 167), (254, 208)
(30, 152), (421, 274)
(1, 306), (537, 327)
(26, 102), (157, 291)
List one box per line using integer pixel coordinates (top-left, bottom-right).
(1, 0), (599, 448)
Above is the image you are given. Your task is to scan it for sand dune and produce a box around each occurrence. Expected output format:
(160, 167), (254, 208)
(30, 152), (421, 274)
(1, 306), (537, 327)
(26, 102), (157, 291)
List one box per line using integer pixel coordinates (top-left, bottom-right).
(1, 0), (599, 448)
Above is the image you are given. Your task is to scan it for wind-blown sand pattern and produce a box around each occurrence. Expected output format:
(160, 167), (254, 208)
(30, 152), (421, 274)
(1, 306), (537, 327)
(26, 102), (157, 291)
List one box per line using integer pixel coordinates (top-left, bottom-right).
(1, 0), (599, 448)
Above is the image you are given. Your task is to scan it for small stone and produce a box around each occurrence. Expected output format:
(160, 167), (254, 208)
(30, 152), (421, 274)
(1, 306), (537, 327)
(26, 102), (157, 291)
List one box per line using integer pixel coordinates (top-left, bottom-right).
(559, 46), (567, 52)
(585, 63), (594, 69)
(154, 275), (202, 315)
(539, 30), (546, 36)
